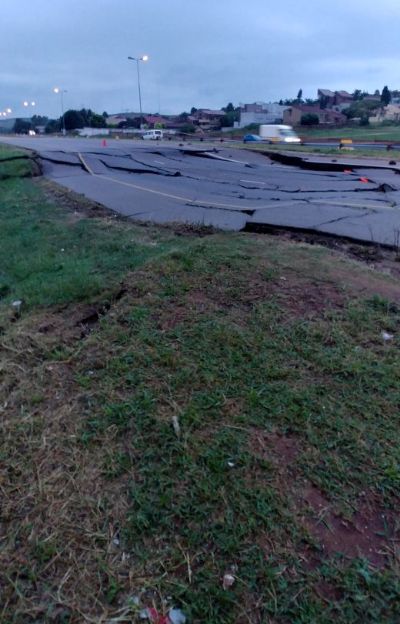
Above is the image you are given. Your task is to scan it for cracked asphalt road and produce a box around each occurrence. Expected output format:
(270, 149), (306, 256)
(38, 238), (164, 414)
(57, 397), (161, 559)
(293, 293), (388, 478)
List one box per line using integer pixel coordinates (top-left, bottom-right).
(2, 137), (400, 245)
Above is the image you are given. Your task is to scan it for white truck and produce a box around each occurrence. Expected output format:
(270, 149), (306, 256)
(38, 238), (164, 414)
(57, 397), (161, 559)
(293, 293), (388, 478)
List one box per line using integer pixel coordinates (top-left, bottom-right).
(259, 125), (301, 144)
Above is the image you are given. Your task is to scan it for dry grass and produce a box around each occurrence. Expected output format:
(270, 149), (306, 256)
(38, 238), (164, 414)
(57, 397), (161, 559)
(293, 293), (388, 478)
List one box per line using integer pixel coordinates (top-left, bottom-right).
(1, 149), (399, 622)
(1, 235), (400, 622)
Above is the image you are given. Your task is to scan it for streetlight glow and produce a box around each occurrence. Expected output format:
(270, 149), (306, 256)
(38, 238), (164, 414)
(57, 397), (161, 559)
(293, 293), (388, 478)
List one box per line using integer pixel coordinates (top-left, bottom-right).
(23, 101), (28, 107)
(6, 108), (11, 113)
(53, 88), (67, 136)
(31, 101), (35, 106)
(128, 54), (148, 130)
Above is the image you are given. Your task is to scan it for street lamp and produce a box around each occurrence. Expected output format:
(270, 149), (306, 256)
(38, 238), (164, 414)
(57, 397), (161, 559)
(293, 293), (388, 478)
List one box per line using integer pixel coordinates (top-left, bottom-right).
(54, 88), (67, 136)
(127, 55), (148, 130)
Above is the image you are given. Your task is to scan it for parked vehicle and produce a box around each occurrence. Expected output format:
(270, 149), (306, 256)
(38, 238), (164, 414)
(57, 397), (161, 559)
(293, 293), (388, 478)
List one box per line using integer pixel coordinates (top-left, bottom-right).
(142, 129), (163, 140)
(243, 134), (261, 143)
(259, 125), (300, 144)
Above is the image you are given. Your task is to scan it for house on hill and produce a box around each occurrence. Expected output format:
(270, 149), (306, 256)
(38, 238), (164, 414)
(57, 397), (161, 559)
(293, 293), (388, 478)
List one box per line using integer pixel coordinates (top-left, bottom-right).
(191, 109), (226, 130)
(283, 105), (346, 126)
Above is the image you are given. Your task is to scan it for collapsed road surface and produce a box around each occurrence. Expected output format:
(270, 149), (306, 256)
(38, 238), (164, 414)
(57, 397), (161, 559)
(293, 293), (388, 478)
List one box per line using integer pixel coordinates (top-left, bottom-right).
(2, 136), (400, 246)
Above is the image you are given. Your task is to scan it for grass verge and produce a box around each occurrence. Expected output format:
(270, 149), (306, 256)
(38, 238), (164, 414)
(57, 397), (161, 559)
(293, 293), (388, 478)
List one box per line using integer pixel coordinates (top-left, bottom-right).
(0, 146), (399, 623)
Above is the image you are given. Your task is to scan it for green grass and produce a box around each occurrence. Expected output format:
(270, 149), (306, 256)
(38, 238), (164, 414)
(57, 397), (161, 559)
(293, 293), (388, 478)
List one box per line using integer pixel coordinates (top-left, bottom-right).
(74, 242), (399, 623)
(0, 150), (190, 313)
(298, 125), (400, 141)
(0, 148), (399, 623)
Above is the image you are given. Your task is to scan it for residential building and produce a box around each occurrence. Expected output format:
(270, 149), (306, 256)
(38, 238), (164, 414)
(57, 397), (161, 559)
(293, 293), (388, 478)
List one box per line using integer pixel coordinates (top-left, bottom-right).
(371, 104), (400, 123)
(334, 90), (353, 106)
(317, 89), (335, 107)
(318, 89), (354, 112)
(143, 115), (169, 128)
(191, 109), (226, 130)
(283, 106), (347, 126)
(237, 102), (289, 128)
(363, 94), (381, 103)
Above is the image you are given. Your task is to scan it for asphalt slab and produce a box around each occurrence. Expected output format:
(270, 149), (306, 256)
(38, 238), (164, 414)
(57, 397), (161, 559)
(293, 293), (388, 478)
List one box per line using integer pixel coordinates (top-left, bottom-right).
(2, 136), (400, 246)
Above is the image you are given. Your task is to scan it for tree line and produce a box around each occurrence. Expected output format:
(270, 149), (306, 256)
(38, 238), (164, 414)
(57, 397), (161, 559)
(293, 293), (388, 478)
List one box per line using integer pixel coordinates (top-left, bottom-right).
(13, 109), (109, 134)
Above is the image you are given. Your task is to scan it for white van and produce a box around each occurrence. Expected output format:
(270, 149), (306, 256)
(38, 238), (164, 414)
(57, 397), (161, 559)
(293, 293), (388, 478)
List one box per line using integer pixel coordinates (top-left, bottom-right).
(259, 125), (300, 144)
(142, 129), (163, 141)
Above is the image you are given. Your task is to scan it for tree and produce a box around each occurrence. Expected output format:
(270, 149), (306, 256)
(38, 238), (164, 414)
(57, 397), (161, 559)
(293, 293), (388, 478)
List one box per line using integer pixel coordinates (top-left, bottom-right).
(63, 109), (85, 130)
(343, 100), (380, 121)
(45, 119), (61, 133)
(220, 109), (239, 128)
(31, 115), (49, 128)
(381, 86), (391, 106)
(305, 98), (319, 107)
(154, 122), (166, 129)
(181, 123), (196, 134)
(89, 113), (107, 128)
(374, 90), (380, 96)
(352, 89), (362, 101)
(118, 117), (140, 129)
(300, 113), (319, 126)
(222, 102), (235, 113)
(190, 107), (198, 114)
(296, 89), (303, 104)
(13, 118), (31, 134)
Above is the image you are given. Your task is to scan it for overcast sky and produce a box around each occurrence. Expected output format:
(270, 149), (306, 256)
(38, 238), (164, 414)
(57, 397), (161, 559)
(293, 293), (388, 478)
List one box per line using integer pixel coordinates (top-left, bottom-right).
(1, 0), (400, 119)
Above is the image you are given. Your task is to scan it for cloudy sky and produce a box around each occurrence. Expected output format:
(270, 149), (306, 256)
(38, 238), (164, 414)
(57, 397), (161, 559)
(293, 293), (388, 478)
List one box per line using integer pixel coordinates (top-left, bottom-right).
(1, 0), (399, 119)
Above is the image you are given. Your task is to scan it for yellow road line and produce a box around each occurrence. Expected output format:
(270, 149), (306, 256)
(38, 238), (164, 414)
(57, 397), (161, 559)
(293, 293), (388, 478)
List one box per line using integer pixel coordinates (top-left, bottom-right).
(78, 152), (95, 175)
(78, 153), (397, 213)
(78, 152), (277, 210)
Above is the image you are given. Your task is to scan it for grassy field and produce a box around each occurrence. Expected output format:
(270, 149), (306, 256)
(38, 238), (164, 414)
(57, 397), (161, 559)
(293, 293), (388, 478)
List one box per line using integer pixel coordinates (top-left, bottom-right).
(1, 145), (399, 623)
(221, 124), (400, 142)
(299, 125), (400, 141)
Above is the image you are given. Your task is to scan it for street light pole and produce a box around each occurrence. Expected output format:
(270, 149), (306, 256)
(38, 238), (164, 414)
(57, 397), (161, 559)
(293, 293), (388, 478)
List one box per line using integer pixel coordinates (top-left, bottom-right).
(54, 88), (67, 136)
(128, 55), (148, 130)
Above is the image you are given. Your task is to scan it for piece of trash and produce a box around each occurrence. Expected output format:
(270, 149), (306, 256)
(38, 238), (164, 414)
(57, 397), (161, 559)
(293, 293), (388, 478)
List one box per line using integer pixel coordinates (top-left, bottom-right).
(227, 461), (235, 468)
(169, 608), (186, 624)
(113, 537), (120, 546)
(280, 277), (287, 281)
(61, 248), (65, 252)
(127, 595), (140, 606)
(223, 573), (235, 590)
(12, 300), (22, 308)
(140, 608), (171, 624)
(382, 331), (394, 341)
(172, 415), (181, 438)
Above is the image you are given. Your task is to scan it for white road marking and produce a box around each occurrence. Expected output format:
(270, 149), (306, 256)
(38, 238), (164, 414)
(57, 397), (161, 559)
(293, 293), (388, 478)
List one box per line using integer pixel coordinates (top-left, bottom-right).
(240, 179), (266, 185)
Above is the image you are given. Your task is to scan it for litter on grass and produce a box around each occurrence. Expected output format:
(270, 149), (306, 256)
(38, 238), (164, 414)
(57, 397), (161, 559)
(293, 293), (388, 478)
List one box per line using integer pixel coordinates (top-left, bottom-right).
(223, 573), (236, 590)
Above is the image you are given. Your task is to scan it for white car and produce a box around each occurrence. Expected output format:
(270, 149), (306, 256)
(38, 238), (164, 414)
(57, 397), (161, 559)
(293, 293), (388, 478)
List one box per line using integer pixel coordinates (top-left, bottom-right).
(142, 129), (163, 140)
(28, 130), (36, 136)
